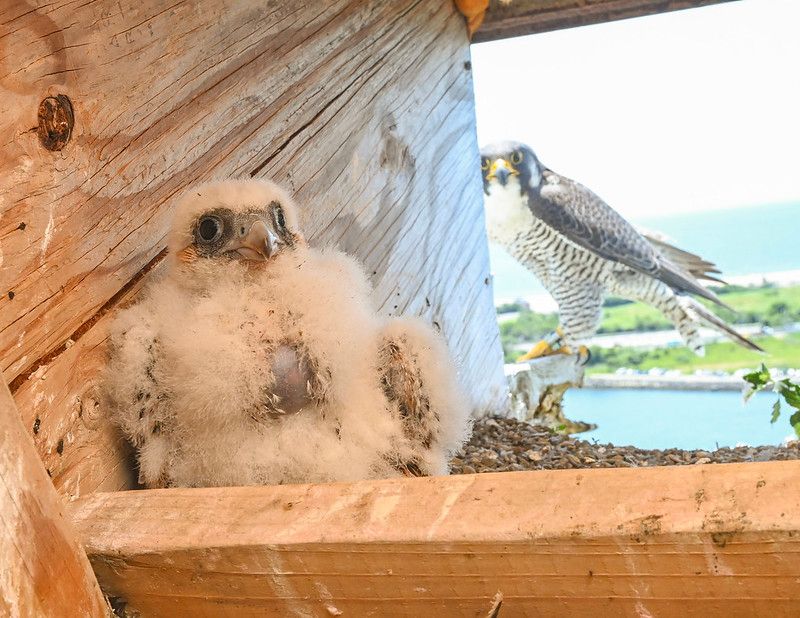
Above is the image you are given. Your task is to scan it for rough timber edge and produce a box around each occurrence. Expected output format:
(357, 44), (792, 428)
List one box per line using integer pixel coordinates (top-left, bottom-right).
(0, 378), (107, 617)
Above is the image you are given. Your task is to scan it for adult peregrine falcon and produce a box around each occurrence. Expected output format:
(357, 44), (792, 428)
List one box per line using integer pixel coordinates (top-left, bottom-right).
(480, 140), (762, 361)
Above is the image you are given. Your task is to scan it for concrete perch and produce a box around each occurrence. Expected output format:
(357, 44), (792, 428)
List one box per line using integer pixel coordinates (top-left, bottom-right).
(505, 355), (595, 433)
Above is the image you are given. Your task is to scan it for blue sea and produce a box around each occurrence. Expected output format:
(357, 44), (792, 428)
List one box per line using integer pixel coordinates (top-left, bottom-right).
(490, 201), (800, 300)
(565, 389), (792, 450)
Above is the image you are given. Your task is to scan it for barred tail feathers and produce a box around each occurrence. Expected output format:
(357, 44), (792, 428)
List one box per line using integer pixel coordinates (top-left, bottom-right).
(678, 296), (764, 353)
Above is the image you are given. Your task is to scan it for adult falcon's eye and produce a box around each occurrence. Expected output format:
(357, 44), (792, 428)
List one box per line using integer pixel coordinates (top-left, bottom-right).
(197, 216), (222, 242)
(272, 203), (286, 230)
(481, 157), (490, 171)
(510, 151), (523, 165)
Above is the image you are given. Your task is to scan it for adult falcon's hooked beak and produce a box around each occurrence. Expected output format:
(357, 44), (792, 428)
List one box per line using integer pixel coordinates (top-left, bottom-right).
(487, 158), (517, 186)
(230, 220), (281, 261)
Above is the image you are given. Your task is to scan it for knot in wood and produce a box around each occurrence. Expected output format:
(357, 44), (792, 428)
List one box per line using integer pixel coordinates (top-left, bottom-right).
(37, 94), (74, 151)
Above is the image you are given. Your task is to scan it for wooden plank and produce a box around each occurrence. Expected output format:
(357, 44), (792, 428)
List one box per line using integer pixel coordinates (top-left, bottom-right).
(1, 0), (508, 495)
(0, 378), (107, 616)
(473, 0), (736, 42)
(69, 462), (800, 617)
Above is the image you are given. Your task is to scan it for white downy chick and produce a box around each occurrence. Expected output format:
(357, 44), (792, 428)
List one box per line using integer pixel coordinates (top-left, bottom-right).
(104, 179), (470, 488)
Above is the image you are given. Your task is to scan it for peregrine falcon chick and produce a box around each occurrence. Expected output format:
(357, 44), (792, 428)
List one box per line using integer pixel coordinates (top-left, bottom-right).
(480, 141), (762, 359)
(104, 180), (469, 488)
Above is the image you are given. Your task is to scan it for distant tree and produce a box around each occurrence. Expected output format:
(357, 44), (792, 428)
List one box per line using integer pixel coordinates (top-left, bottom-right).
(496, 299), (530, 314)
(602, 296), (633, 308)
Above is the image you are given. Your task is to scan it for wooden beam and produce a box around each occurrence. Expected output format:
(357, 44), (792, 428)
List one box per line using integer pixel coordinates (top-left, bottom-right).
(473, 0), (737, 42)
(69, 462), (800, 616)
(0, 378), (107, 616)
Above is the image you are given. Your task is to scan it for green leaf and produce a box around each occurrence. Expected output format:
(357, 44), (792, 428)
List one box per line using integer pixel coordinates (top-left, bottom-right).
(778, 380), (800, 409)
(790, 410), (800, 439)
(742, 364), (772, 402)
(771, 399), (781, 424)
(743, 363), (771, 390)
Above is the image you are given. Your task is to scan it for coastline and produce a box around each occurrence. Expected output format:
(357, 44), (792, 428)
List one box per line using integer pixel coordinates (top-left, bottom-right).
(582, 373), (747, 392)
(504, 362), (763, 392)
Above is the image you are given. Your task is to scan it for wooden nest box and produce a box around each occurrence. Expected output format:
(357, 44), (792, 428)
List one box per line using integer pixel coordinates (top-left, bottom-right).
(1, 1), (797, 616)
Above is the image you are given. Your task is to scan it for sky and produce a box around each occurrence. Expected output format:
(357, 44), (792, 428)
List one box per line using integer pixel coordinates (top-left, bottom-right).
(471, 0), (800, 218)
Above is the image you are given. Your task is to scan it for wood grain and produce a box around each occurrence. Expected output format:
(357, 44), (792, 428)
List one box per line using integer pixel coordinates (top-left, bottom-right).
(1, 0), (508, 495)
(69, 461), (800, 617)
(0, 378), (107, 617)
(473, 0), (735, 42)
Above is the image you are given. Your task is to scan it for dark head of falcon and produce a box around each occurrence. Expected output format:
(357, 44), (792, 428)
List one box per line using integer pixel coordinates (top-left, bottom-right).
(169, 180), (304, 270)
(480, 141), (543, 196)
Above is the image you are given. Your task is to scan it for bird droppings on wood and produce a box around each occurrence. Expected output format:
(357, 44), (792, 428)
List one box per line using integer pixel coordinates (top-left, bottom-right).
(37, 94), (74, 152)
(32, 418), (40, 434)
(56, 439), (64, 455)
(711, 531), (736, 548)
(17, 222), (26, 230)
(7, 291), (15, 300)
(450, 417), (800, 473)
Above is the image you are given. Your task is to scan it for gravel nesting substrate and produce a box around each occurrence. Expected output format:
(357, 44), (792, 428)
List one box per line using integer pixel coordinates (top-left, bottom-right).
(449, 416), (800, 474)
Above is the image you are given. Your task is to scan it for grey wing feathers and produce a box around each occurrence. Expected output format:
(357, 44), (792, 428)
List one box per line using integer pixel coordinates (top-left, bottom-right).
(643, 234), (726, 284)
(535, 173), (727, 307)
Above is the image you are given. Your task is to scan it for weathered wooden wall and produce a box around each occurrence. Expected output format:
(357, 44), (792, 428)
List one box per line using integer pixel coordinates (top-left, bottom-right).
(69, 461), (800, 617)
(0, 379), (107, 616)
(0, 1), (508, 499)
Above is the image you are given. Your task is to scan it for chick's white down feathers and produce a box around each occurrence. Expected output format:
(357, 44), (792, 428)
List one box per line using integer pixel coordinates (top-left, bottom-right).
(104, 180), (470, 488)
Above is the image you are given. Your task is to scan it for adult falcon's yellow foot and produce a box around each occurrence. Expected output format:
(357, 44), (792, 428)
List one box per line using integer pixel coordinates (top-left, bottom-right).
(515, 328), (565, 362)
(515, 339), (553, 362)
(560, 344), (592, 365)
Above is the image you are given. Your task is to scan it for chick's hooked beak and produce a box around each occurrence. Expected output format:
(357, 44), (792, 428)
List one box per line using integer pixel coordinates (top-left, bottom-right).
(233, 220), (280, 261)
(488, 158), (515, 186)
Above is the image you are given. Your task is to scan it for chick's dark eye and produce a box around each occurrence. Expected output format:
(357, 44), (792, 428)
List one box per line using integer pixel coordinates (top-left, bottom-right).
(272, 204), (286, 230)
(198, 216), (222, 242)
(510, 151), (523, 165)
